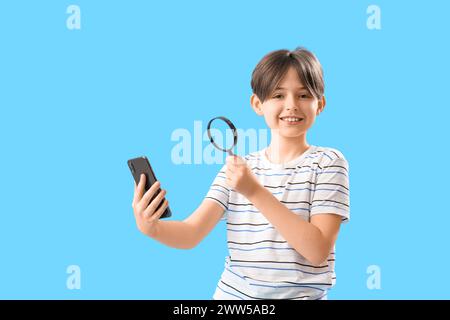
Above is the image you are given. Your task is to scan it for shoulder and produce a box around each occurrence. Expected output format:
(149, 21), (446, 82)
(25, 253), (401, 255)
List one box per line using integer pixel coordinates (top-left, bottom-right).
(313, 146), (349, 166)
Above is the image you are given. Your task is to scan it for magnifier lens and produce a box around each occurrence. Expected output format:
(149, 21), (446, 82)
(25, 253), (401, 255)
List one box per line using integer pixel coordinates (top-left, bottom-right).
(207, 117), (238, 154)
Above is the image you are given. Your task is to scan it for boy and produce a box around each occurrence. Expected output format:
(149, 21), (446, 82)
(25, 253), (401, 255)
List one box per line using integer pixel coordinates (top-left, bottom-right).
(132, 47), (350, 300)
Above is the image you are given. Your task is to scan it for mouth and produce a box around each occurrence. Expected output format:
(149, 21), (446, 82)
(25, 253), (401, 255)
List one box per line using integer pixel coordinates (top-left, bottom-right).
(279, 116), (304, 124)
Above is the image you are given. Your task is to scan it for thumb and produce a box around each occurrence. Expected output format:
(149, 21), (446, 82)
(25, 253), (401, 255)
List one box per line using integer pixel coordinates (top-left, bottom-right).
(234, 155), (246, 166)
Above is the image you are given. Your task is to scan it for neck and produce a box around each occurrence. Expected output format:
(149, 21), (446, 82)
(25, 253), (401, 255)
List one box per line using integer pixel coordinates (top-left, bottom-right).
(266, 131), (310, 164)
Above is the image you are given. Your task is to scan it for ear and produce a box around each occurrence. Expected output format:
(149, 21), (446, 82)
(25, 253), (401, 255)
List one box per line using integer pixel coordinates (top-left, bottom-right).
(250, 94), (264, 116)
(316, 96), (326, 116)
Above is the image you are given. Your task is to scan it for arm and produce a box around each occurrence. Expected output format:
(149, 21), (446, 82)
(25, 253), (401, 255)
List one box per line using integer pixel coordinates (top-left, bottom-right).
(132, 174), (225, 250)
(247, 185), (341, 266)
(225, 155), (343, 266)
(151, 199), (225, 250)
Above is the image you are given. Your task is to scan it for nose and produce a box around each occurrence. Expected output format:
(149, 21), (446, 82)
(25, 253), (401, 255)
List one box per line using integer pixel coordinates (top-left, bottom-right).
(285, 95), (298, 111)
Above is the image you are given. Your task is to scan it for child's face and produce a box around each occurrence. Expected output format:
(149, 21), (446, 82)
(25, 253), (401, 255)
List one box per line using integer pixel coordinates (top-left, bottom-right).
(251, 67), (325, 139)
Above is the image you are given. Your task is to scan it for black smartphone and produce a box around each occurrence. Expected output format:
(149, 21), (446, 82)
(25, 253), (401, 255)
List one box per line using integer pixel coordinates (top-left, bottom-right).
(127, 156), (172, 219)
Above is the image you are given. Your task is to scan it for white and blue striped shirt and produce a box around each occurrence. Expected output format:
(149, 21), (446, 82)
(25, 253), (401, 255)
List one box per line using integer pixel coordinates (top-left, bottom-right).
(205, 145), (350, 300)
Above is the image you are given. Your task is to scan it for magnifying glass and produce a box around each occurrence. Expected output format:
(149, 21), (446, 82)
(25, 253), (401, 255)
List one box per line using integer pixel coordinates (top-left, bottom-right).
(206, 116), (238, 156)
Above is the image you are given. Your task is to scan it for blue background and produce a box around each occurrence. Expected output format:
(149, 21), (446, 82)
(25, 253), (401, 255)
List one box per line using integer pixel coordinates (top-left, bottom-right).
(1, 0), (449, 299)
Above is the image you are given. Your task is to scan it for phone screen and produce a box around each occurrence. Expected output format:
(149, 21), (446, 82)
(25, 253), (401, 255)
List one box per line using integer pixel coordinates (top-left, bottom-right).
(127, 156), (172, 218)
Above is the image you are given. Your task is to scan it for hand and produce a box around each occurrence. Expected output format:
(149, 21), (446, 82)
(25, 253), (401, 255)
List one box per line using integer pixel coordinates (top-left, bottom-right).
(132, 174), (169, 238)
(225, 155), (261, 199)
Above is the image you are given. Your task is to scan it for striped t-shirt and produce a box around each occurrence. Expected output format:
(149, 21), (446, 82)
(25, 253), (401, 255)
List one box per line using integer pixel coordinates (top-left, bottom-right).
(205, 145), (350, 300)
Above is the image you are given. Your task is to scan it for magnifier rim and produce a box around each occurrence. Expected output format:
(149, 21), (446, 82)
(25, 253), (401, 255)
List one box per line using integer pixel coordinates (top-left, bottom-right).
(206, 116), (238, 153)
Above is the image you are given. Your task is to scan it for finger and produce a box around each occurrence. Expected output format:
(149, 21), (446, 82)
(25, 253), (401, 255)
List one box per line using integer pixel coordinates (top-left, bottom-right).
(228, 162), (242, 174)
(234, 155), (245, 166)
(132, 184), (136, 207)
(226, 159), (237, 170)
(148, 199), (169, 222)
(228, 155), (245, 168)
(140, 181), (161, 209)
(228, 155), (240, 164)
(226, 166), (235, 174)
(133, 174), (146, 204)
(143, 188), (166, 218)
(143, 190), (166, 220)
(225, 176), (234, 188)
(226, 166), (234, 174)
(138, 174), (146, 194)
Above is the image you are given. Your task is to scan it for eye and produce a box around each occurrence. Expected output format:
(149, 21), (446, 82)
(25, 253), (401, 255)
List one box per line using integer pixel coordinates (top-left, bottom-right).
(299, 93), (310, 99)
(273, 94), (284, 99)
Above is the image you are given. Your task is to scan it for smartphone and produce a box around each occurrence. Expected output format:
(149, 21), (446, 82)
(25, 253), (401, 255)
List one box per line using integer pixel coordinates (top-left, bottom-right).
(127, 156), (172, 219)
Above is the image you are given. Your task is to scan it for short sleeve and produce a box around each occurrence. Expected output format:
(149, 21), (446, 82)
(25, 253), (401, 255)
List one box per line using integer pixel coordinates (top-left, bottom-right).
(310, 157), (350, 223)
(204, 164), (229, 221)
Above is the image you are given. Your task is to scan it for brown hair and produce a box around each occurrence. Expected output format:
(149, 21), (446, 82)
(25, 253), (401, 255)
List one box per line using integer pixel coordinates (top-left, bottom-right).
(251, 47), (324, 103)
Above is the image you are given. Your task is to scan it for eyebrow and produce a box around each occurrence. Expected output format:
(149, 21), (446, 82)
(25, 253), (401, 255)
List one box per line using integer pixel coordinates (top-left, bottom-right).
(274, 86), (307, 90)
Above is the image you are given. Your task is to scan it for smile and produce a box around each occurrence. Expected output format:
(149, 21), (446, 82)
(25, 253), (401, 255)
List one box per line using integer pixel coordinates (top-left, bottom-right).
(280, 117), (304, 124)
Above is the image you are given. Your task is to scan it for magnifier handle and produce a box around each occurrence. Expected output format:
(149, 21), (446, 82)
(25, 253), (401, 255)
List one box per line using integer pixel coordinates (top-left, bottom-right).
(227, 150), (234, 156)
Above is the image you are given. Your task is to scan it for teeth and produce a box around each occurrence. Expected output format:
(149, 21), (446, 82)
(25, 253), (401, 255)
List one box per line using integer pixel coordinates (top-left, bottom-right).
(281, 117), (302, 122)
